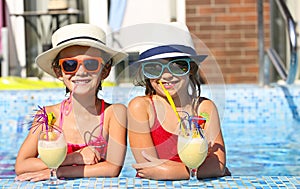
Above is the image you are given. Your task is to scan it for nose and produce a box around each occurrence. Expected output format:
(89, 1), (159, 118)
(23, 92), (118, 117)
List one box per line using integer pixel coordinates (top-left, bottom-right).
(161, 67), (173, 78)
(75, 62), (86, 75)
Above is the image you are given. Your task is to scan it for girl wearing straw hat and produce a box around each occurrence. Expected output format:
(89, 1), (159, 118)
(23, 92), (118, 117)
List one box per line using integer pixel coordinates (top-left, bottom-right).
(127, 22), (230, 180)
(15, 23), (128, 181)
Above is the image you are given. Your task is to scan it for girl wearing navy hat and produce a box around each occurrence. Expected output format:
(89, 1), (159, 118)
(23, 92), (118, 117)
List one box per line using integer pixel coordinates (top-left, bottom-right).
(128, 22), (230, 180)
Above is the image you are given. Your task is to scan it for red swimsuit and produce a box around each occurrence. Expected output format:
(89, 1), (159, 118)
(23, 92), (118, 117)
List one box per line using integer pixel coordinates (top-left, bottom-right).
(149, 96), (181, 162)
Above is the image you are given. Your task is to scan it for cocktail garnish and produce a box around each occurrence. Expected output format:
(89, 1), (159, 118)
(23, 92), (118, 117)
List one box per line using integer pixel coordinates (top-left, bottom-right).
(199, 112), (209, 123)
(29, 106), (60, 140)
(190, 116), (206, 138)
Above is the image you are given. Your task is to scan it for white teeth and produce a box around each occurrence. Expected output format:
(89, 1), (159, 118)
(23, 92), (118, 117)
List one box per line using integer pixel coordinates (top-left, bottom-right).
(73, 80), (89, 84)
(159, 81), (177, 85)
(163, 82), (175, 85)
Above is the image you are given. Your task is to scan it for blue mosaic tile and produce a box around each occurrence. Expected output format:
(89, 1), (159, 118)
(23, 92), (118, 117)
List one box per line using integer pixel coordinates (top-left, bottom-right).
(1, 85), (300, 188)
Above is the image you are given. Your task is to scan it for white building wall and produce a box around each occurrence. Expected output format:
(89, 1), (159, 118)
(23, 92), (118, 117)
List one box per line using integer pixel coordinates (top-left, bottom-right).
(122, 0), (172, 27)
(5, 0), (26, 77)
(88, 0), (108, 31)
(88, 0), (115, 82)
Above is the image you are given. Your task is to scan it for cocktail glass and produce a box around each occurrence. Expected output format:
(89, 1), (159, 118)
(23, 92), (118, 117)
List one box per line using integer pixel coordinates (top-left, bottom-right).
(177, 117), (208, 186)
(38, 129), (67, 186)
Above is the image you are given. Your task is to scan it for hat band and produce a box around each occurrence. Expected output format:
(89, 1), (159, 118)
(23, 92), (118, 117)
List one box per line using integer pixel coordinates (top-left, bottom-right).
(139, 45), (197, 60)
(56, 36), (105, 46)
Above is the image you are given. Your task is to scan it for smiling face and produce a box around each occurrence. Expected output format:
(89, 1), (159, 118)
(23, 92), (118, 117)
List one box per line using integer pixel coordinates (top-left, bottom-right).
(56, 45), (110, 96)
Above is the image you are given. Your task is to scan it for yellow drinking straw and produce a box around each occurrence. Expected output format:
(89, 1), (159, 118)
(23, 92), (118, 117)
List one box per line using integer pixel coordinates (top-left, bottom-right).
(158, 81), (181, 123)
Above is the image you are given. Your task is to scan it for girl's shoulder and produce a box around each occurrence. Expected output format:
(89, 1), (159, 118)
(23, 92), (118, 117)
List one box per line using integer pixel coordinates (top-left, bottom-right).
(128, 95), (151, 109)
(107, 103), (127, 111)
(44, 102), (62, 115)
(197, 97), (218, 111)
(104, 101), (127, 118)
(104, 103), (127, 126)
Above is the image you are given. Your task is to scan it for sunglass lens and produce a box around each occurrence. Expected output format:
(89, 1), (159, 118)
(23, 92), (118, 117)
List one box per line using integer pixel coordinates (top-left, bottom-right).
(62, 59), (78, 72)
(143, 63), (162, 78)
(169, 60), (189, 75)
(84, 59), (99, 71)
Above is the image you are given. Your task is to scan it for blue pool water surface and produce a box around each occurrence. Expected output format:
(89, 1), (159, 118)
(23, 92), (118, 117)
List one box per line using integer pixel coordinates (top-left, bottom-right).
(0, 84), (299, 177)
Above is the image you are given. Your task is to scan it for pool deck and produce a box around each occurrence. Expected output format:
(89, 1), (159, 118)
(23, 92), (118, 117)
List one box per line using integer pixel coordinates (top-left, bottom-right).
(0, 176), (299, 188)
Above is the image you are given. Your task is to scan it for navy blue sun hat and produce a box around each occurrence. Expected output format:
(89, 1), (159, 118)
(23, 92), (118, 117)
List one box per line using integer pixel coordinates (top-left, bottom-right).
(137, 44), (207, 64)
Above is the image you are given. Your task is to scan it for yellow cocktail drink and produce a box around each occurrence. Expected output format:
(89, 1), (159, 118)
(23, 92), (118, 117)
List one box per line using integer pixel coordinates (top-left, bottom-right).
(38, 145), (67, 168)
(178, 136), (208, 168)
(38, 132), (67, 169)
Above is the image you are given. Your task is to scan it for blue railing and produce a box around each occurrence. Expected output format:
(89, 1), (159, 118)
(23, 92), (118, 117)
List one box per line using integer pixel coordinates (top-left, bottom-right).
(265, 0), (298, 85)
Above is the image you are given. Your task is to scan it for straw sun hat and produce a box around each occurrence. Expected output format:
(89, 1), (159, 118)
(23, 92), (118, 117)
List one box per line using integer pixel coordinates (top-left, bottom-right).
(36, 23), (128, 77)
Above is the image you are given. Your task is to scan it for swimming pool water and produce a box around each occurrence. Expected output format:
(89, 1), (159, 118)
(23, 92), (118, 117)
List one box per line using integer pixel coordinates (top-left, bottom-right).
(225, 121), (300, 176)
(0, 84), (299, 177)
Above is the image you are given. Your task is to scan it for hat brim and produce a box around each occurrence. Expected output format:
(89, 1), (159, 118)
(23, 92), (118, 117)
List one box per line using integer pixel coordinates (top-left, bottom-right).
(135, 52), (207, 64)
(36, 39), (128, 77)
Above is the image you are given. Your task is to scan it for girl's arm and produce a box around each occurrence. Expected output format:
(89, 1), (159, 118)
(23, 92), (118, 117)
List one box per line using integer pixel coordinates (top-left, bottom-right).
(128, 96), (158, 162)
(57, 103), (127, 177)
(15, 130), (49, 175)
(197, 99), (227, 178)
(15, 105), (62, 181)
(14, 109), (52, 181)
(128, 96), (189, 180)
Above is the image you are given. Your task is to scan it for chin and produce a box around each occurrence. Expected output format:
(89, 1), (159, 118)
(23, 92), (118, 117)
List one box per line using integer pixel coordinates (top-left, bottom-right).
(158, 89), (178, 97)
(73, 88), (94, 96)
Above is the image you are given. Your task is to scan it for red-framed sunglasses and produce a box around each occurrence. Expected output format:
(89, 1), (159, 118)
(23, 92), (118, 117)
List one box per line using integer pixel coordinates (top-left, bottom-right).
(59, 57), (104, 74)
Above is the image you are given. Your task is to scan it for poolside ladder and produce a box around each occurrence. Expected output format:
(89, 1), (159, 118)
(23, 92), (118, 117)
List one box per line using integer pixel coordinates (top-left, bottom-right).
(258, 0), (298, 85)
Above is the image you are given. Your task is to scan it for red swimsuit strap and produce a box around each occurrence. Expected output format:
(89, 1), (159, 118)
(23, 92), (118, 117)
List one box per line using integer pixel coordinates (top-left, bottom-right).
(149, 96), (160, 130)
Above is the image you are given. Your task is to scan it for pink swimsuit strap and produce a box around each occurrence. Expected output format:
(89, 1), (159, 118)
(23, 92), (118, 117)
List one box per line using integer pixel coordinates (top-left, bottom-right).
(59, 98), (107, 154)
(59, 98), (105, 130)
